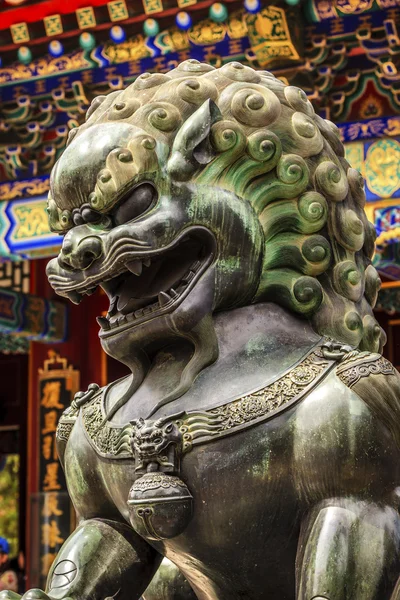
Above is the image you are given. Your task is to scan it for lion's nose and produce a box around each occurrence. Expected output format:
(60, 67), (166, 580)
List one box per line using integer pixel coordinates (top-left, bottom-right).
(58, 235), (102, 271)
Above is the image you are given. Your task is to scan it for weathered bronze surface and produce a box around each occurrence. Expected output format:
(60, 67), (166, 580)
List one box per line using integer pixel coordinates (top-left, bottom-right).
(4, 60), (400, 599)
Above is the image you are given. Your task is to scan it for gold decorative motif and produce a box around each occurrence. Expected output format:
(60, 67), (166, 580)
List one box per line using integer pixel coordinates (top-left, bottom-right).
(13, 202), (51, 239)
(226, 11), (248, 39)
(44, 15), (63, 37)
(335, 0), (374, 13)
(377, 0), (400, 6)
(0, 179), (50, 202)
(245, 7), (300, 67)
(10, 22), (30, 44)
(169, 28), (190, 51)
(365, 139), (400, 198)
(142, 0), (163, 15)
(313, 1), (338, 19)
(344, 143), (364, 176)
(81, 345), (334, 459)
(384, 117), (400, 136)
(336, 352), (395, 387)
(188, 19), (226, 46)
(108, 0), (129, 22)
(177, 0), (197, 6)
(0, 52), (90, 85)
(103, 37), (151, 63)
(25, 296), (46, 334)
(76, 7), (96, 29)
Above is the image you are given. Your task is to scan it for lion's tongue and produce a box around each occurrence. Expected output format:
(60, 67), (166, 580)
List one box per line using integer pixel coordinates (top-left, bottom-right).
(116, 275), (157, 313)
(115, 273), (148, 312)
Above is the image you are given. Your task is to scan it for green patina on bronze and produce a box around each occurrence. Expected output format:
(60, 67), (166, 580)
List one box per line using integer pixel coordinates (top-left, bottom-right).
(6, 60), (400, 600)
(46, 61), (383, 352)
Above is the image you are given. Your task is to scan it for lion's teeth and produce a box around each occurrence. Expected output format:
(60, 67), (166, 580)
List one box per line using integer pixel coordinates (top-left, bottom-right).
(117, 295), (129, 311)
(169, 288), (178, 298)
(192, 260), (201, 271)
(158, 291), (171, 307)
(127, 260), (142, 276)
(108, 296), (118, 318)
(65, 290), (82, 305)
(182, 271), (195, 284)
(143, 258), (151, 267)
(96, 316), (110, 330)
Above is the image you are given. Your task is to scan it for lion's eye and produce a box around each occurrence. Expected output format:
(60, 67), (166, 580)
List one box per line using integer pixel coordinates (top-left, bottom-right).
(114, 183), (156, 225)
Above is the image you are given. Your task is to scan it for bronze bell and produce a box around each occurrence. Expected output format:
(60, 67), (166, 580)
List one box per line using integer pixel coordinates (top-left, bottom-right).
(127, 471), (193, 541)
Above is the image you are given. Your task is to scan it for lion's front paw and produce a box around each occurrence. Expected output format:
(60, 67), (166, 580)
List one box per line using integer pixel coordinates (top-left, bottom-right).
(0, 591), (21, 600)
(21, 591), (50, 600)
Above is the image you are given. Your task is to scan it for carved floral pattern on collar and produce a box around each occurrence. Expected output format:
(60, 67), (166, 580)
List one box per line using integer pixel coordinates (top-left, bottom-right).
(56, 340), (396, 463)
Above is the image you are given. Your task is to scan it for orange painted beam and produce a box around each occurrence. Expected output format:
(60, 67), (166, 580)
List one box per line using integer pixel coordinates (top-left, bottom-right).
(381, 281), (400, 289)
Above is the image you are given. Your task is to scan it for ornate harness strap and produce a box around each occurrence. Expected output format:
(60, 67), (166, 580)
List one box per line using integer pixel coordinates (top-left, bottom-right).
(178, 344), (333, 452)
(58, 341), (338, 460)
(335, 350), (395, 387)
(57, 341), (397, 462)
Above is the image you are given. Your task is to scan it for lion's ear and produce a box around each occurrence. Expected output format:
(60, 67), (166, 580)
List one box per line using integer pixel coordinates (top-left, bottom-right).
(167, 99), (221, 181)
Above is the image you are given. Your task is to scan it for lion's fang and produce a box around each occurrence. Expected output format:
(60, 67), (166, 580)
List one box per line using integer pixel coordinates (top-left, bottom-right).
(158, 291), (171, 307)
(66, 290), (82, 305)
(127, 260), (143, 276)
(96, 316), (110, 330)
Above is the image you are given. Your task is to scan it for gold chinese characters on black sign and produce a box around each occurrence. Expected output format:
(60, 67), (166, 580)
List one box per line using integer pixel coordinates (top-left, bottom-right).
(37, 352), (79, 587)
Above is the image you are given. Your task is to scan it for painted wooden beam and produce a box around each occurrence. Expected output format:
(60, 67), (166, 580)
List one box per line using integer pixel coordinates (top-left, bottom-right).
(0, 287), (67, 342)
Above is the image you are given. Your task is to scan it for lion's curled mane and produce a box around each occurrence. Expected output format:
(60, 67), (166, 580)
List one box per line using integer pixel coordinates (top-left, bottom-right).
(49, 59), (383, 353)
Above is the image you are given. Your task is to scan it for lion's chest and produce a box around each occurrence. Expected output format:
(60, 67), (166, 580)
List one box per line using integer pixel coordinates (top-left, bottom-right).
(66, 344), (335, 531)
(69, 406), (298, 542)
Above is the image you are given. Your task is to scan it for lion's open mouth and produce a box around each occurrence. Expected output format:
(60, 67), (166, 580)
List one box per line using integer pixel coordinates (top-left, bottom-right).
(95, 230), (215, 337)
(46, 226), (216, 336)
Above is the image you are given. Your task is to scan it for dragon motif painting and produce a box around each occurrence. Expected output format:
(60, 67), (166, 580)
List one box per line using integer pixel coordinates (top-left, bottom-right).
(4, 60), (400, 600)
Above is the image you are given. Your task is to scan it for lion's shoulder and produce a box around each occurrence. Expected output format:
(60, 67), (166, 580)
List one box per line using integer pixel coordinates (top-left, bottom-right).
(335, 350), (400, 449)
(56, 382), (103, 467)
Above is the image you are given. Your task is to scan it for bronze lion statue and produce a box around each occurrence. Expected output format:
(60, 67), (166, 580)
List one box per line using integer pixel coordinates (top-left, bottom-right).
(5, 60), (400, 600)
